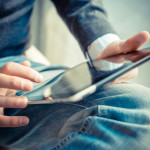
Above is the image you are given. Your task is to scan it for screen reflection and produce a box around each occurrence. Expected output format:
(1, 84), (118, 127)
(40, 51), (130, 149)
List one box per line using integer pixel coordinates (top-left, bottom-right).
(91, 49), (150, 81)
(50, 49), (150, 99)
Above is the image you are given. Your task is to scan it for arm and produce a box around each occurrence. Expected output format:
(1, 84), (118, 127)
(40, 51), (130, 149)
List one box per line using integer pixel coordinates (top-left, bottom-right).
(51, 0), (116, 52)
(51, 0), (150, 84)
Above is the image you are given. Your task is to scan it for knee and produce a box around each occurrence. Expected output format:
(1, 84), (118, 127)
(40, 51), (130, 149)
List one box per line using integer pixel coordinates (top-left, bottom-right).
(92, 83), (150, 110)
(110, 83), (150, 109)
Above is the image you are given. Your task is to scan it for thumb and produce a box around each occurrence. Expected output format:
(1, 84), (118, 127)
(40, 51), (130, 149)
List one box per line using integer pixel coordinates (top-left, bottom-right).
(120, 31), (150, 53)
(96, 31), (150, 59)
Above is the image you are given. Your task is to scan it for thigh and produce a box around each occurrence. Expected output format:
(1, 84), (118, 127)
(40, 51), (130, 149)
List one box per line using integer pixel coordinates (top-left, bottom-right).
(78, 82), (150, 109)
(49, 83), (150, 150)
(1, 82), (150, 150)
(0, 103), (85, 149)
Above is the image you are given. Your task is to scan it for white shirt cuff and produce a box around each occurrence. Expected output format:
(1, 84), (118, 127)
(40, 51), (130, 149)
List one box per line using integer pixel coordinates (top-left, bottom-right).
(86, 33), (123, 71)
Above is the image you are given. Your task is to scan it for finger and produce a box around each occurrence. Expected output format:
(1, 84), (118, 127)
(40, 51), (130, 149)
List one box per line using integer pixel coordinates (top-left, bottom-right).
(0, 96), (28, 108)
(103, 51), (141, 63)
(111, 68), (138, 84)
(0, 115), (29, 127)
(0, 108), (4, 115)
(120, 68), (138, 79)
(43, 97), (53, 100)
(103, 49), (150, 63)
(120, 31), (150, 53)
(96, 31), (150, 59)
(0, 73), (33, 91)
(0, 88), (7, 96)
(0, 62), (43, 83)
(103, 53), (128, 63)
(106, 82), (114, 86)
(0, 61), (32, 98)
(21, 61), (31, 68)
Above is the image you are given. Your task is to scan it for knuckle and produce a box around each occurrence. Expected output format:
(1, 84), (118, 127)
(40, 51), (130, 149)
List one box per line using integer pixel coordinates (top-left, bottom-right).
(9, 77), (23, 90)
(122, 40), (130, 52)
(13, 97), (20, 107)
(4, 97), (11, 107)
(3, 96), (27, 108)
(10, 117), (20, 127)
(2, 62), (14, 73)
(119, 40), (126, 49)
(0, 115), (20, 127)
(9, 117), (14, 126)
(9, 77), (16, 88)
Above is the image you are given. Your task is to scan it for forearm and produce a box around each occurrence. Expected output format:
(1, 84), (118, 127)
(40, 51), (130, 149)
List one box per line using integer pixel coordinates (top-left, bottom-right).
(51, 0), (116, 52)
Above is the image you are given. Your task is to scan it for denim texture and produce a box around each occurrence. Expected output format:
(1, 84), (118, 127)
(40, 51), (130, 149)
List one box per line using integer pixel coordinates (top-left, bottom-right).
(0, 56), (150, 150)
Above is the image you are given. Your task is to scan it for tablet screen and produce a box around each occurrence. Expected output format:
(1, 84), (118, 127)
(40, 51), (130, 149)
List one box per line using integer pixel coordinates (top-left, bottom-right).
(50, 49), (150, 99)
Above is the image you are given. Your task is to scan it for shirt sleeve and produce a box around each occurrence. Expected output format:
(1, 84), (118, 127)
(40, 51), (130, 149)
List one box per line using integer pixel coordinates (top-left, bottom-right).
(86, 33), (123, 70)
(51, 0), (116, 52)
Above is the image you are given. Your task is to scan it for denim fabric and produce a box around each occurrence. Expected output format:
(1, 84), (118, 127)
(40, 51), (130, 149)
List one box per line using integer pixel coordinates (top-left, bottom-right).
(0, 56), (150, 150)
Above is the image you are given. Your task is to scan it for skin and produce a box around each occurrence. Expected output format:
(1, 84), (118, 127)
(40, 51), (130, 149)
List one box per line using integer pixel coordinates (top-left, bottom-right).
(0, 61), (43, 127)
(0, 31), (149, 128)
(96, 31), (150, 84)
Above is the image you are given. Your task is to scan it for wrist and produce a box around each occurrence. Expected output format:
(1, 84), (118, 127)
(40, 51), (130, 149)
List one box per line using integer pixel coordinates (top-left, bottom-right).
(87, 33), (120, 60)
(86, 34), (123, 71)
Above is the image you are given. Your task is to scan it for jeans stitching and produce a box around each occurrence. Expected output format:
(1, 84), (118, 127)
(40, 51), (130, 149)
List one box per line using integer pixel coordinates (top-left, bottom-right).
(50, 118), (92, 150)
(65, 102), (88, 109)
(50, 105), (105, 150)
(76, 100), (92, 108)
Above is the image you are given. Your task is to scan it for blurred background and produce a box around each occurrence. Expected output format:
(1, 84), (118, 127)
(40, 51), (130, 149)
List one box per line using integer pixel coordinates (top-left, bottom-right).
(31, 0), (150, 87)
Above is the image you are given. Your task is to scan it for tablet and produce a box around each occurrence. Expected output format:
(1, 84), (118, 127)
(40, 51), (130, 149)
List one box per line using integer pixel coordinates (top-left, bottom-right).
(28, 48), (150, 104)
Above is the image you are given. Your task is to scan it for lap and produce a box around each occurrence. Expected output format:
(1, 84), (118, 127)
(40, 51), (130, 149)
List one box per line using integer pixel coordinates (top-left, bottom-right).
(0, 57), (150, 149)
(53, 83), (150, 150)
(1, 83), (150, 150)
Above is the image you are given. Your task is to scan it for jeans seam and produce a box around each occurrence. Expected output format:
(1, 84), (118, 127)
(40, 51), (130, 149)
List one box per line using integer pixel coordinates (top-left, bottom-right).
(50, 118), (92, 150)
(64, 102), (88, 109)
(51, 106), (106, 149)
(104, 105), (107, 116)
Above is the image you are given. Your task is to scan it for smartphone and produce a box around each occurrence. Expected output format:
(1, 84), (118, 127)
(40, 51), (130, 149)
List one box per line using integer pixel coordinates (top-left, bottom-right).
(27, 48), (150, 104)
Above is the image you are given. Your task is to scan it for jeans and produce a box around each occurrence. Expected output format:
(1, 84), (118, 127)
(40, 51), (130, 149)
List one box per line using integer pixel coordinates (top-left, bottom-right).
(0, 56), (150, 150)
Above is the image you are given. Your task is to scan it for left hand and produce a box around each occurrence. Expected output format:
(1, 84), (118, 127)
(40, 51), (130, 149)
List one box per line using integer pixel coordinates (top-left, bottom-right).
(96, 31), (150, 84)
(0, 60), (44, 127)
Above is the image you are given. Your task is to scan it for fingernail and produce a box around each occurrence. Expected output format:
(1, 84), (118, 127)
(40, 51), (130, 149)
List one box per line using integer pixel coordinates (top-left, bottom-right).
(20, 117), (29, 126)
(16, 97), (28, 107)
(36, 74), (43, 82)
(15, 99), (23, 107)
(16, 97), (28, 108)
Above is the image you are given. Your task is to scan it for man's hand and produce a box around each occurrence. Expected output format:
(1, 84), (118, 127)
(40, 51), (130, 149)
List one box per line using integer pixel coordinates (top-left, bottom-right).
(0, 61), (43, 127)
(96, 31), (150, 84)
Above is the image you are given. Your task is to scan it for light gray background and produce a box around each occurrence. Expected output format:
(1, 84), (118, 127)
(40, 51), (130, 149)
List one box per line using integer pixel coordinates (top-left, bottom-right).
(31, 0), (150, 87)
(103, 0), (150, 87)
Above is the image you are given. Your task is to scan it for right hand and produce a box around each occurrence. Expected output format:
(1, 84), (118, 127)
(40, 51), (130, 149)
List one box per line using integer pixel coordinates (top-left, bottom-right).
(96, 31), (150, 84)
(0, 61), (43, 127)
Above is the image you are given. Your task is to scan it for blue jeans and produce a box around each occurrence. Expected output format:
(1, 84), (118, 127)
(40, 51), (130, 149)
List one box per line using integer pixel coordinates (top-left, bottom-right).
(0, 56), (150, 150)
